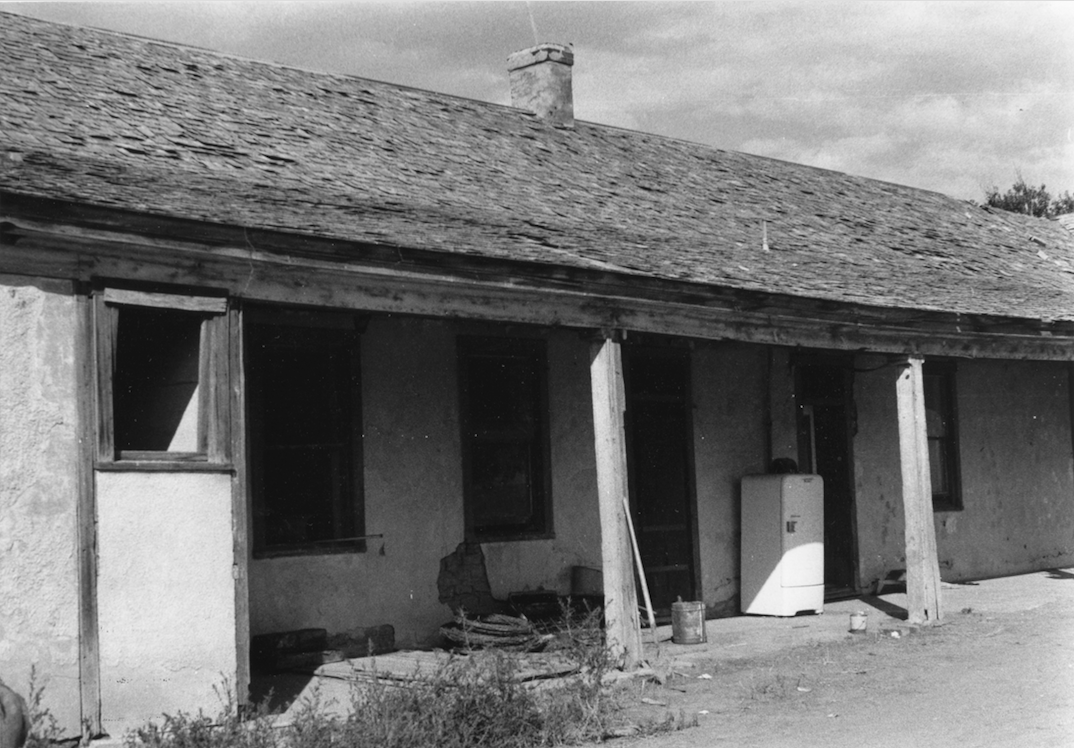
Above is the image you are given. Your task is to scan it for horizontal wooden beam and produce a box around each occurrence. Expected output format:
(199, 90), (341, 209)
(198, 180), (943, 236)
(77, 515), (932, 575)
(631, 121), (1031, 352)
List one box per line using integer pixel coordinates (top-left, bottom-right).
(101, 288), (227, 313)
(2, 218), (1073, 361)
(7, 194), (1074, 337)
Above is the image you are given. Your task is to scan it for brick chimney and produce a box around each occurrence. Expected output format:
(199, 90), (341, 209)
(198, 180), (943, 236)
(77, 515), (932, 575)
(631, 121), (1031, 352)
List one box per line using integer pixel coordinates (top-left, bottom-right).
(507, 43), (574, 128)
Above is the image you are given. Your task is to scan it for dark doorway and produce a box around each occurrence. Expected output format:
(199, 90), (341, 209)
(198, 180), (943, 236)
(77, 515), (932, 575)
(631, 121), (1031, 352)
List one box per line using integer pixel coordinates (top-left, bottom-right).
(624, 345), (699, 616)
(795, 358), (858, 597)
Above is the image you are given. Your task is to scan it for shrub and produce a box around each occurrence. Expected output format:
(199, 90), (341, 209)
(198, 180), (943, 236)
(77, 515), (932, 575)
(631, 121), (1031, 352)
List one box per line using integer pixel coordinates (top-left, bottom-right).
(124, 602), (689, 748)
(129, 686), (279, 748)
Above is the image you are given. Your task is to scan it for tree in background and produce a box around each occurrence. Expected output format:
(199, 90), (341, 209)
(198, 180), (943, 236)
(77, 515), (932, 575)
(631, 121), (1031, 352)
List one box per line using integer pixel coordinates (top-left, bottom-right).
(984, 176), (1074, 218)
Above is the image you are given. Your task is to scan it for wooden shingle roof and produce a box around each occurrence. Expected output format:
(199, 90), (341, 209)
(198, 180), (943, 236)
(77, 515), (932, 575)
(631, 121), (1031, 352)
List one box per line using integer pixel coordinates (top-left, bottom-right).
(2, 11), (1072, 323)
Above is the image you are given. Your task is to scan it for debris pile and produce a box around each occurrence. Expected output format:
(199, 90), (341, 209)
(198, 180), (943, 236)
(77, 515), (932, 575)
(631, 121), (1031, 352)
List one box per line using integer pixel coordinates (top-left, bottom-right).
(440, 612), (551, 652)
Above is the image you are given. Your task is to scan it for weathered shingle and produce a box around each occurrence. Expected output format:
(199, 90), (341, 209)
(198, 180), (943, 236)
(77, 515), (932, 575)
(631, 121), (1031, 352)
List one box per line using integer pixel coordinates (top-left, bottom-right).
(1, 11), (1072, 322)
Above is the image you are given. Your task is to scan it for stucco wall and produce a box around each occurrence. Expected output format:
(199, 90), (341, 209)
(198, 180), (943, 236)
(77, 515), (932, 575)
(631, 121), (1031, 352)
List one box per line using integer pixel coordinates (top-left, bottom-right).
(938, 361), (1074, 578)
(852, 356), (905, 588)
(0, 276), (82, 732)
(96, 471), (237, 735)
(248, 325), (779, 643)
(249, 316), (461, 647)
(854, 358), (1074, 588)
(482, 330), (603, 599)
(249, 320), (605, 647)
(692, 343), (769, 615)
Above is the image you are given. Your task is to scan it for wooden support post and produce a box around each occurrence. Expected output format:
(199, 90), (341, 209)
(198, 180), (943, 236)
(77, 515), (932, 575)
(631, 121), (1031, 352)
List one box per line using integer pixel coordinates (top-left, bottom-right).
(895, 356), (942, 625)
(76, 292), (102, 738)
(590, 335), (643, 668)
(1068, 364), (1074, 490)
(228, 307), (251, 707)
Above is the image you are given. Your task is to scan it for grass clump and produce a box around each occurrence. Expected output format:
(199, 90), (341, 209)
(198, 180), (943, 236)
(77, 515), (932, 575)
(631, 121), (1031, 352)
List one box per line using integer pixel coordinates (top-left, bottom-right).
(23, 667), (68, 748)
(341, 652), (545, 747)
(131, 687), (279, 748)
(124, 603), (688, 748)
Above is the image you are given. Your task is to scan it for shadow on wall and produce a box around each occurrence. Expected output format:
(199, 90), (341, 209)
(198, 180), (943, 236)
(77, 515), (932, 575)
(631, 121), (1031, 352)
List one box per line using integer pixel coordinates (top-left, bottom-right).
(1046, 568), (1074, 581)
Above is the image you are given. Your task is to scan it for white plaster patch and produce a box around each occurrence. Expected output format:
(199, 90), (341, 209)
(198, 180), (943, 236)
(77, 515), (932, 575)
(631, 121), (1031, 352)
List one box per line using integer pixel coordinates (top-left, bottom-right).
(96, 471), (236, 734)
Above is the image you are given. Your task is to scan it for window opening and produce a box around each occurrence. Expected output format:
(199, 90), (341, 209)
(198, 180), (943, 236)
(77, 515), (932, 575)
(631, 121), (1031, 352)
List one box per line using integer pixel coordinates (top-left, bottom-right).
(114, 307), (204, 452)
(247, 311), (365, 556)
(459, 337), (551, 541)
(923, 363), (961, 511)
(96, 290), (228, 464)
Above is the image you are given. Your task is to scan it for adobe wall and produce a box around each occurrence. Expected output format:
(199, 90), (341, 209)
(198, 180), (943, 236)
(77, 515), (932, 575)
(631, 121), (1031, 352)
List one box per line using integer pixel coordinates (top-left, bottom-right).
(248, 324), (772, 644)
(481, 327), (603, 600)
(692, 342), (769, 615)
(938, 361), (1074, 578)
(248, 319), (604, 648)
(852, 356), (905, 588)
(0, 276), (83, 732)
(854, 358), (1074, 589)
(248, 316), (459, 647)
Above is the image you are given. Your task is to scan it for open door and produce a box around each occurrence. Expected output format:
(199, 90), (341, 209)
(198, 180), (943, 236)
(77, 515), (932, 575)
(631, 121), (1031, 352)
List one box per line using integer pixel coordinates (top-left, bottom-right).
(795, 357), (859, 598)
(623, 345), (699, 616)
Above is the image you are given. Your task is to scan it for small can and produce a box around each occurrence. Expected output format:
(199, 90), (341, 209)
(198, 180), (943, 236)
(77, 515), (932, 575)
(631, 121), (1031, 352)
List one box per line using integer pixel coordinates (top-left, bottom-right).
(849, 611), (868, 633)
(671, 600), (707, 644)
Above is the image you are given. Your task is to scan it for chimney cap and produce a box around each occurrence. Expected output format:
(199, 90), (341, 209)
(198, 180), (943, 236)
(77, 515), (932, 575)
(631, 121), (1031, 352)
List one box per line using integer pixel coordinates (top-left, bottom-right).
(507, 43), (574, 72)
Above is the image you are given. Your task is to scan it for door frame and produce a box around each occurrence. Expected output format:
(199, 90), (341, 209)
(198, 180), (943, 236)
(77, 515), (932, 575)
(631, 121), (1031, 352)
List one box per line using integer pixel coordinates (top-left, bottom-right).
(792, 351), (860, 596)
(622, 341), (702, 615)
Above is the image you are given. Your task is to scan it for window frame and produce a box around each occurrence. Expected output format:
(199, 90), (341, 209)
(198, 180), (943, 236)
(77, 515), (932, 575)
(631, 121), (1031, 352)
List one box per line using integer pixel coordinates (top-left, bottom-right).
(94, 288), (231, 470)
(923, 361), (962, 512)
(457, 335), (553, 542)
(245, 306), (367, 558)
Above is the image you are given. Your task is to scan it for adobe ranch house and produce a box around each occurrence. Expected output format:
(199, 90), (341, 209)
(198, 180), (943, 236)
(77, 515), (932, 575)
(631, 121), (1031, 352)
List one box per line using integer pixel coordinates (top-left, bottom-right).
(2, 12), (1073, 738)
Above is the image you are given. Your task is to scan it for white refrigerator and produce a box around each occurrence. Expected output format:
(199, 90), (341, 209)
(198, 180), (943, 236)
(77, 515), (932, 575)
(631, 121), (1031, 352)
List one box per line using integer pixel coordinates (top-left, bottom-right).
(740, 474), (825, 616)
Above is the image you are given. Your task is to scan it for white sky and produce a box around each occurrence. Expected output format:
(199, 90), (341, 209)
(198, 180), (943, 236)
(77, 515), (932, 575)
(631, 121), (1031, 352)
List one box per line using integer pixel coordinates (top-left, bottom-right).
(6, 1), (1073, 201)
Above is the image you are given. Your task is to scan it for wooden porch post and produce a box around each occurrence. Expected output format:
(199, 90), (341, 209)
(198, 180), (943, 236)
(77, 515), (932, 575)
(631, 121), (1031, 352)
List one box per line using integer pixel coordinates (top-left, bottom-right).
(76, 292), (101, 737)
(590, 334), (643, 668)
(895, 356), (942, 624)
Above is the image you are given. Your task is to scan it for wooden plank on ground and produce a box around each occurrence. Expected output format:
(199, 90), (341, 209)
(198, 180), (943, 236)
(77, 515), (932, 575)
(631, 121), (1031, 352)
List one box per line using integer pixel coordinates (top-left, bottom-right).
(312, 651), (579, 685)
(895, 356), (943, 624)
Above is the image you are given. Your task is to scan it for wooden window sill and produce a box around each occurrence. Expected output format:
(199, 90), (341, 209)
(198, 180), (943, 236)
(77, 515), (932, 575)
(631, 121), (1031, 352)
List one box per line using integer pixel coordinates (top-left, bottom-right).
(468, 532), (555, 544)
(96, 460), (235, 473)
(253, 540), (368, 559)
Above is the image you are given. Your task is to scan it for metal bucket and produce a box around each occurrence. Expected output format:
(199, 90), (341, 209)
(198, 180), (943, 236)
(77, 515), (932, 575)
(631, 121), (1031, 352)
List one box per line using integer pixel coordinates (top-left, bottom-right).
(671, 600), (707, 644)
(849, 611), (868, 633)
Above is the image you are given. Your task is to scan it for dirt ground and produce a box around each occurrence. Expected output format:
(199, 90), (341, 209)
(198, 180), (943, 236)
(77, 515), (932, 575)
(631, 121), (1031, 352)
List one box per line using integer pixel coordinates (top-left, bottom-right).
(617, 568), (1074, 748)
